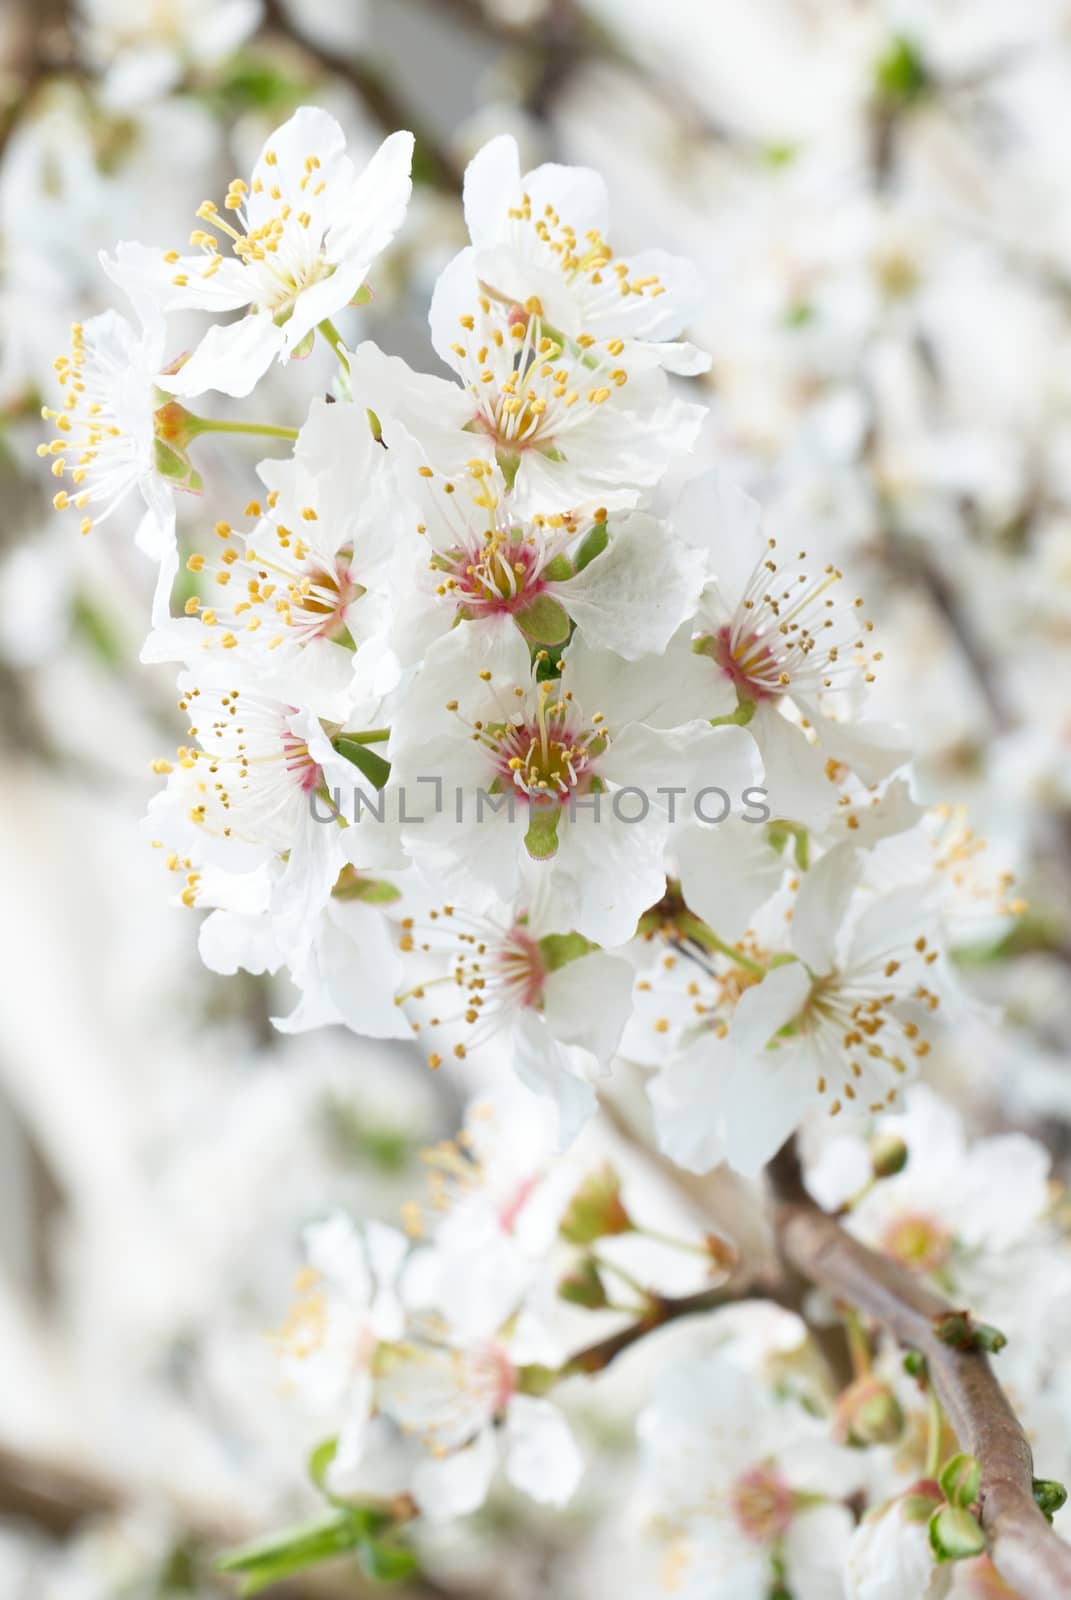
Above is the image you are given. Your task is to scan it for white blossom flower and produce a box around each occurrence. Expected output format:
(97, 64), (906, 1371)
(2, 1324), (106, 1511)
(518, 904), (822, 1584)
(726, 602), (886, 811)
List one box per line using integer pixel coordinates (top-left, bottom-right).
(637, 1354), (857, 1600)
(457, 133), (709, 372)
(141, 109), (413, 397)
(649, 846), (959, 1175)
(348, 273), (707, 519)
(383, 621), (761, 946)
(144, 397), (400, 716)
(390, 880), (635, 1143)
(376, 1262), (581, 1519)
(278, 1211), (408, 1484)
(845, 1490), (952, 1600)
(382, 436), (705, 662)
(146, 665), (364, 944)
(807, 1085), (1065, 1335)
(676, 470), (908, 828)
(39, 262), (182, 623)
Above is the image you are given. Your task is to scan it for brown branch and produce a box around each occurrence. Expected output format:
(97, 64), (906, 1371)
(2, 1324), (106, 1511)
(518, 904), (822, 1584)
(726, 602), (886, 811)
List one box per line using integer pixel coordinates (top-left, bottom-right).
(768, 1143), (1071, 1600)
(562, 1279), (780, 1376)
(259, 0), (463, 194)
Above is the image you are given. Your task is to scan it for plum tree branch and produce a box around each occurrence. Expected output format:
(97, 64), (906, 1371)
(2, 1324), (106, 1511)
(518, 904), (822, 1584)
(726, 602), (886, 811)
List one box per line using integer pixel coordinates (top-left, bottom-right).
(768, 1142), (1071, 1600)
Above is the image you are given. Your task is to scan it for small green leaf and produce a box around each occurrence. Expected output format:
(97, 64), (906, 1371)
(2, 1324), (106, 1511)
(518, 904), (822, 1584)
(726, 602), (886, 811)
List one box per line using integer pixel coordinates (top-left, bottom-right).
(939, 1453), (980, 1509)
(217, 1510), (364, 1593)
(573, 521), (608, 573)
(514, 592), (571, 646)
(928, 1505), (985, 1564)
(335, 737), (391, 791)
(308, 1437), (338, 1495)
(358, 1540), (418, 1581)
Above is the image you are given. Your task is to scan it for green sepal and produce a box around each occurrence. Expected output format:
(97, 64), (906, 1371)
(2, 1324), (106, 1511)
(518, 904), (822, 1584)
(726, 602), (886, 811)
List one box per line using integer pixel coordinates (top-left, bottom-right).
(289, 328), (316, 360)
(514, 592), (571, 646)
(538, 931), (596, 972)
(573, 521), (608, 573)
(559, 1163), (634, 1245)
(542, 553), (574, 583)
(557, 1257), (610, 1309)
(711, 698), (756, 728)
(928, 1505), (985, 1564)
(153, 437), (201, 491)
(332, 869), (402, 905)
(939, 1453), (980, 1509)
(335, 737), (391, 791)
(875, 34), (928, 104)
(524, 804), (561, 860)
(351, 283), (374, 308)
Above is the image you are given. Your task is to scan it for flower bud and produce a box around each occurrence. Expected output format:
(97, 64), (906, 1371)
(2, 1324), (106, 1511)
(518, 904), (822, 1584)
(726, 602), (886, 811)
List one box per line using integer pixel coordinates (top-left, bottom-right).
(870, 1133), (908, 1179)
(834, 1376), (905, 1447)
(1033, 1477), (1068, 1521)
(559, 1164), (634, 1245)
(846, 1489), (951, 1600)
(558, 1257), (609, 1309)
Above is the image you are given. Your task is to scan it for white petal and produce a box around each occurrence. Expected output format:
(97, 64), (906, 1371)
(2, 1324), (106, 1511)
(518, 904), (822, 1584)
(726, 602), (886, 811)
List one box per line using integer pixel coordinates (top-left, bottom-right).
(158, 312), (284, 398)
(513, 1009), (598, 1149)
(504, 1396), (583, 1506)
(411, 1427), (498, 1521)
(561, 511), (705, 660)
(792, 844), (863, 974)
(543, 950), (634, 1067)
(676, 816), (785, 941)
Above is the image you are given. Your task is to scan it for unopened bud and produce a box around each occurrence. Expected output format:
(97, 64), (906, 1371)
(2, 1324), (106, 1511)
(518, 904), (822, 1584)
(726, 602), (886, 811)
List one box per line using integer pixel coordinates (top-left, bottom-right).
(870, 1133), (908, 1179)
(939, 1453), (980, 1509)
(559, 1164), (634, 1245)
(558, 1257), (609, 1309)
(903, 1349), (928, 1381)
(1033, 1478), (1068, 1522)
(835, 1376), (905, 1447)
(928, 1504), (986, 1564)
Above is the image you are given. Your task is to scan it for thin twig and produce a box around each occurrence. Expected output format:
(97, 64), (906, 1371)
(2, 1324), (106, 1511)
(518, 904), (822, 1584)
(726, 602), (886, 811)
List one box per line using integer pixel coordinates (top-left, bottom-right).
(768, 1143), (1071, 1600)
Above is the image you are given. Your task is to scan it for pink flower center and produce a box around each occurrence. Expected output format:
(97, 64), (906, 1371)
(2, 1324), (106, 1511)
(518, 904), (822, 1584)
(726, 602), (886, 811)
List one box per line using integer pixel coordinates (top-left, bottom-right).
(438, 530), (546, 616)
(282, 732), (324, 792)
(730, 1466), (795, 1545)
(708, 623), (782, 702)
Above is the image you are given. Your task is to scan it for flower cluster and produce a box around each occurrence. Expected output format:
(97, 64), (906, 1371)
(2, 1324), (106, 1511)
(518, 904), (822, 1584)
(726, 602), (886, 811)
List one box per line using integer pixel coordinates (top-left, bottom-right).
(39, 104), (1047, 1596)
(40, 109), (998, 1174)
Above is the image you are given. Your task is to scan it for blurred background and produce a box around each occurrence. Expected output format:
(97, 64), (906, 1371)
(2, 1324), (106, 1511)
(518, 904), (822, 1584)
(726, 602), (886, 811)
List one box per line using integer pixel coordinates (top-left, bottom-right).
(3, 0), (1071, 1595)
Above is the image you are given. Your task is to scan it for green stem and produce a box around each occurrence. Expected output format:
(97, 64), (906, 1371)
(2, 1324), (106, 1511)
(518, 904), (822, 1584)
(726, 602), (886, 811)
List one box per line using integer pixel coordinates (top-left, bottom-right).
(186, 416), (299, 442)
(344, 728), (390, 745)
(844, 1307), (872, 1378)
(678, 912), (770, 978)
(592, 1254), (650, 1301)
(318, 317), (349, 365)
(925, 1384), (945, 1479)
(635, 1225), (713, 1259)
